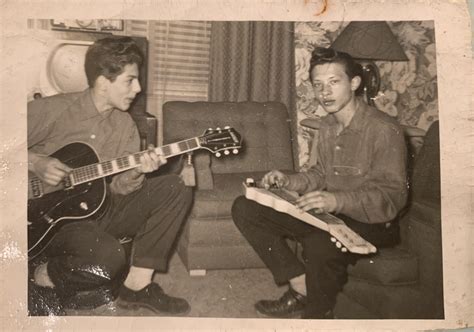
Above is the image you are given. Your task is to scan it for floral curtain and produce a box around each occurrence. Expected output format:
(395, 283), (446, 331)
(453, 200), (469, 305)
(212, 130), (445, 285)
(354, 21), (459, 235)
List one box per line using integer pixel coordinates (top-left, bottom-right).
(295, 21), (438, 169)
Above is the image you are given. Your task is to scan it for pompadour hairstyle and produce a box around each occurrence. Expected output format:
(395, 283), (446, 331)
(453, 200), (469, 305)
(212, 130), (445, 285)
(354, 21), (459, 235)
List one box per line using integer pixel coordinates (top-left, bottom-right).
(85, 36), (143, 87)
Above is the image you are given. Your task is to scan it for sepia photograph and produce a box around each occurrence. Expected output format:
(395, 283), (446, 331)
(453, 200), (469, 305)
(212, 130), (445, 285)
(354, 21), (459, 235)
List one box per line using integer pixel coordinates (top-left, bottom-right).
(1, 1), (472, 331)
(25, 18), (444, 320)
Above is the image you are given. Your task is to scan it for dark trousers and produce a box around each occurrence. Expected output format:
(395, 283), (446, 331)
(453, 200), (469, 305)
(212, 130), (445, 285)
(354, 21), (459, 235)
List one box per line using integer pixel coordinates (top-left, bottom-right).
(41, 174), (192, 297)
(231, 196), (399, 318)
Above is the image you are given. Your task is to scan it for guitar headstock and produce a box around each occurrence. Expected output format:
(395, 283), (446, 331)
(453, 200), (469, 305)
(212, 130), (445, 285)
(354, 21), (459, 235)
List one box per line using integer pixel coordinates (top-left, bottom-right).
(199, 126), (242, 157)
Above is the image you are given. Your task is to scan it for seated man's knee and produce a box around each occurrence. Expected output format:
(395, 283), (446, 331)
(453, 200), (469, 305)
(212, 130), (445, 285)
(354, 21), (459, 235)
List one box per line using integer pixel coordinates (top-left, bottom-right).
(89, 235), (127, 280)
(232, 196), (257, 226)
(152, 174), (188, 194)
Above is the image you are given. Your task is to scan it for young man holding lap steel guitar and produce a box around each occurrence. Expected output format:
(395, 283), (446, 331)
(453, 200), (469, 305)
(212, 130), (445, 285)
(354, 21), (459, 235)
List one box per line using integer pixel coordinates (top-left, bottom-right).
(28, 37), (192, 315)
(232, 47), (408, 319)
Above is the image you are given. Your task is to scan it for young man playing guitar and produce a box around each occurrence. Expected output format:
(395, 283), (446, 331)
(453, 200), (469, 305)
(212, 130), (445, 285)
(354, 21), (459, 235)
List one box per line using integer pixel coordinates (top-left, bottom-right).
(232, 48), (408, 319)
(28, 37), (192, 315)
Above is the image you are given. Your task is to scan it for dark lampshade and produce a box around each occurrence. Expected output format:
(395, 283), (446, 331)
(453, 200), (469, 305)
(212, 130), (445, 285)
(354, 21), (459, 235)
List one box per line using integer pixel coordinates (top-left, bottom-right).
(330, 21), (408, 106)
(331, 21), (408, 61)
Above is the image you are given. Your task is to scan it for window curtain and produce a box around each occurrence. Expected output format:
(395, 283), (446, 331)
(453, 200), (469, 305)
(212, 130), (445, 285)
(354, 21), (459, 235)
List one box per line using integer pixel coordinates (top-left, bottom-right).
(209, 21), (296, 110)
(208, 21), (298, 168)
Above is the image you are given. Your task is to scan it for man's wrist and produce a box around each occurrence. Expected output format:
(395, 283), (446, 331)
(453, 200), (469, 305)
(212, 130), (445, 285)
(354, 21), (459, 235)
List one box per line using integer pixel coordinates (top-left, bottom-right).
(285, 174), (301, 191)
(28, 151), (42, 172)
(130, 168), (144, 180)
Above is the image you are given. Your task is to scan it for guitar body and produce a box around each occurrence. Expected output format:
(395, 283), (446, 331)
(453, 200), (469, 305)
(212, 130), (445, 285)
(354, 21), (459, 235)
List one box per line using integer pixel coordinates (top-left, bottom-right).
(28, 143), (106, 260)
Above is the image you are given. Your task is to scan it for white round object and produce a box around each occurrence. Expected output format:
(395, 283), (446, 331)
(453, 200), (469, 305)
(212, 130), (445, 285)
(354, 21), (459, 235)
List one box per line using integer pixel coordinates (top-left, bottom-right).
(47, 43), (90, 94)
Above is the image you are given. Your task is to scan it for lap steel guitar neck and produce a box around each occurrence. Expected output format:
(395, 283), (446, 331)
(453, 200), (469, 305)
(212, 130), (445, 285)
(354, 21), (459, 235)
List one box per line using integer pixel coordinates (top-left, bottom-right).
(243, 178), (377, 255)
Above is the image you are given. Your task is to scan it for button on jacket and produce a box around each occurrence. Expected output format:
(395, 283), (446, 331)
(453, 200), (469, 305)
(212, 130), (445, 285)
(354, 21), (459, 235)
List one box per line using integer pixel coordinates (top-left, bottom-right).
(287, 99), (408, 224)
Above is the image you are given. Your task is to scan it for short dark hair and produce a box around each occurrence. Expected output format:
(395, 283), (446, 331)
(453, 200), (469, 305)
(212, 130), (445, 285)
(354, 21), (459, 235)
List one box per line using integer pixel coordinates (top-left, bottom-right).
(85, 36), (143, 87)
(309, 47), (364, 95)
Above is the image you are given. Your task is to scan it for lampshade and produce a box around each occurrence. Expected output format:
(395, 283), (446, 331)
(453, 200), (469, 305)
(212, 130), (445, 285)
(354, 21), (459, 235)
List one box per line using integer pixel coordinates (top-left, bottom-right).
(331, 21), (408, 61)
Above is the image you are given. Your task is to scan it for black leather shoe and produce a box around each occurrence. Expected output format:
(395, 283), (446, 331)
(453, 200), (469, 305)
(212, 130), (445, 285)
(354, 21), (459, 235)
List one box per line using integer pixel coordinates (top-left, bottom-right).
(117, 283), (190, 315)
(61, 284), (118, 310)
(28, 281), (65, 316)
(255, 288), (307, 318)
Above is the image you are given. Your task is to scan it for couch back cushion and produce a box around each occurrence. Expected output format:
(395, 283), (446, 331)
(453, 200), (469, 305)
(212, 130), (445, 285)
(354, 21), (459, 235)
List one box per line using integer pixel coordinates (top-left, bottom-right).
(163, 101), (294, 174)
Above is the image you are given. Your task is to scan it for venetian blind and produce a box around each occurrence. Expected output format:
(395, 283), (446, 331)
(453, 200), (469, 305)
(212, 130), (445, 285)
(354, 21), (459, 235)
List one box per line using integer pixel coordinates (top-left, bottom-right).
(125, 20), (211, 143)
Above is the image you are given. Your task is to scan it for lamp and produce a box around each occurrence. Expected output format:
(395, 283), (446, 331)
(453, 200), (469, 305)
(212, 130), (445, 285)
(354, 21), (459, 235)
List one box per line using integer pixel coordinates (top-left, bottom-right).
(331, 21), (408, 105)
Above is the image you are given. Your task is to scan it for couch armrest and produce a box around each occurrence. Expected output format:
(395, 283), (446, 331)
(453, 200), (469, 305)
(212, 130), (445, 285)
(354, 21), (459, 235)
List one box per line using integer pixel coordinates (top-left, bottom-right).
(130, 112), (157, 149)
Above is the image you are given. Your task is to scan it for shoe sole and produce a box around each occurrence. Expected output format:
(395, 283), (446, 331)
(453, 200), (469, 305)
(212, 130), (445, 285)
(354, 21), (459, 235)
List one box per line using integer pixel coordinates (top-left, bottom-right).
(116, 298), (191, 316)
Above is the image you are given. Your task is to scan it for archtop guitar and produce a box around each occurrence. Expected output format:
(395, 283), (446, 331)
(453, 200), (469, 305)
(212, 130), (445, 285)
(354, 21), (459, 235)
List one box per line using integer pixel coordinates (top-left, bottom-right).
(28, 127), (242, 260)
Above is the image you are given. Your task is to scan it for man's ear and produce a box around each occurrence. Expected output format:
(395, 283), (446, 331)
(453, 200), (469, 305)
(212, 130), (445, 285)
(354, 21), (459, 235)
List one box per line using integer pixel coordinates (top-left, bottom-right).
(95, 75), (109, 93)
(350, 76), (362, 92)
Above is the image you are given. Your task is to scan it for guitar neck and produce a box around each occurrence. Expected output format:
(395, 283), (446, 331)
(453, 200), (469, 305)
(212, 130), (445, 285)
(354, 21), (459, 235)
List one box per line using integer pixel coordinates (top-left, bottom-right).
(71, 137), (201, 186)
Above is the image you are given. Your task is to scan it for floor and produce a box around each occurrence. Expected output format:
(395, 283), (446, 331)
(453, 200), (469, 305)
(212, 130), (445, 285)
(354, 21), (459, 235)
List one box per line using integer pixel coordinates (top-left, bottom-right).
(66, 253), (287, 318)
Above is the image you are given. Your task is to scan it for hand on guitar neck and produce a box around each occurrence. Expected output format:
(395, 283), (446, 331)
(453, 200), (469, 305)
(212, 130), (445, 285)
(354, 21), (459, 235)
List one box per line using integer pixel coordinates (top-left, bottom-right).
(130, 144), (167, 175)
(110, 145), (167, 195)
(261, 170), (290, 190)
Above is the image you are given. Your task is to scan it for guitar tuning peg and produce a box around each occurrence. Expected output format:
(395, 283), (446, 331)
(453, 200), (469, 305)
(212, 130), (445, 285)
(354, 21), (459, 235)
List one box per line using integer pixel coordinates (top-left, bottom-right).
(215, 152), (221, 158)
(330, 237), (337, 243)
(336, 241), (342, 249)
(208, 128), (213, 132)
(341, 247), (348, 253)
(224, 150), (230, 155)
(232, 149), (239, 154)
(216, 127), (221, 131)
(224, 125), (230, 129)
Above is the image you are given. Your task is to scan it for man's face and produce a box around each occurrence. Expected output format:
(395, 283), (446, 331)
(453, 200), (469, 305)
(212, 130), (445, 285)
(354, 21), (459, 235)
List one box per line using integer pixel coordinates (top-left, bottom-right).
(105, 63), (141, 112)
(310, 62), (360, 115)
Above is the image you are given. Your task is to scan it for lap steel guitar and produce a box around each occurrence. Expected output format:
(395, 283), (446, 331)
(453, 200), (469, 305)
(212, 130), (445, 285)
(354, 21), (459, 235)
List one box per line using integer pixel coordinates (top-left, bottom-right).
(243, 178), (377, 255)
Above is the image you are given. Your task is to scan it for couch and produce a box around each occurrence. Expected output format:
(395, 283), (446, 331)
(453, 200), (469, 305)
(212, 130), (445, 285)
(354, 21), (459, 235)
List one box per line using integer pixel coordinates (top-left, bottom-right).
(334, 121), (443, 319)
(162, 101), (295, 273)
(163, 101), (443, 318)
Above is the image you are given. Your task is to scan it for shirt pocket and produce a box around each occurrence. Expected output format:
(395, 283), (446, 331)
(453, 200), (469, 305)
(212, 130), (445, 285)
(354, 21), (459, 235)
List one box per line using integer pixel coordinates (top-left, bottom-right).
(332, 165), (363, 177)
(330, 165), (366, 190)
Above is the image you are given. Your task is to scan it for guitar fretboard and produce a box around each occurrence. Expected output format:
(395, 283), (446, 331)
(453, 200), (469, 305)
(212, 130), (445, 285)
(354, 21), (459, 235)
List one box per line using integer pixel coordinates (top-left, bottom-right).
(71, 137), (200, 185)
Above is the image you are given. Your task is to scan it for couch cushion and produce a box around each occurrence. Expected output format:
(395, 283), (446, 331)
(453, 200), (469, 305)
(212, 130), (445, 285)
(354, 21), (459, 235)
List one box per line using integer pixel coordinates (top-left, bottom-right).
(347, 247), (418, 286)
(340, 279), (429, 318)
(191, 171), (270, 219)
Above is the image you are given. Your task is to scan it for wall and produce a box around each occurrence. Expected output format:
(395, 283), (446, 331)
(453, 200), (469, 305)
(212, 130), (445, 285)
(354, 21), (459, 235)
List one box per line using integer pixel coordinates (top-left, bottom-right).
(295, 21), (438, 168)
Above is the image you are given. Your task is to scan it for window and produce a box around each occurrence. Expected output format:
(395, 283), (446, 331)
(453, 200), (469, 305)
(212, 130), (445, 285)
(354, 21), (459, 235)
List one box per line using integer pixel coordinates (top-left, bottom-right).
(125, 20), (211, 144)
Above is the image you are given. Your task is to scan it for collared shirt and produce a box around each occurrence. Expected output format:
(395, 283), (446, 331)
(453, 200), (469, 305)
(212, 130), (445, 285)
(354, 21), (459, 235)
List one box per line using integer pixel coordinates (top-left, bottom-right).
(287, 99), (408, 224)
(28, 89), (140, 193)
